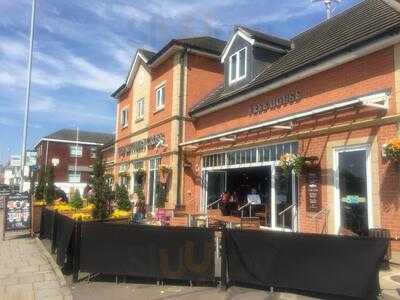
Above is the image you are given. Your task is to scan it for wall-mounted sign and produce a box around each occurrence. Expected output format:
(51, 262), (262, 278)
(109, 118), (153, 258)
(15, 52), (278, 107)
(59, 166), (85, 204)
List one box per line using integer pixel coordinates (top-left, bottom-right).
(3, 193), (31, 233)
(118, 134), (165, 157)
(306, 167), (321, 212)
(249, 91), (302, 115)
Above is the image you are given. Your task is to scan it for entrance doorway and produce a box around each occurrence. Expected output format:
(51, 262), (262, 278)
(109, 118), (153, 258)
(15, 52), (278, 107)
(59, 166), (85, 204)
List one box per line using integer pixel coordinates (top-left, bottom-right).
(203, 164), (297, 231)
(334, 146), (372, 235)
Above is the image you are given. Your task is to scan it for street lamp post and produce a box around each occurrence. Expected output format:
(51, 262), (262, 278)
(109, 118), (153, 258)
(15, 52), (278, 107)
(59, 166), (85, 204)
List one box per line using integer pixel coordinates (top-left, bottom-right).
(20, 0), (37, 192)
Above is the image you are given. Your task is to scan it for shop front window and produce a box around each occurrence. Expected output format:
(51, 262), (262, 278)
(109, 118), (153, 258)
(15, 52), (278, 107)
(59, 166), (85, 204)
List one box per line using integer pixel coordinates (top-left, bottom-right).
(148, 157), (161, 212)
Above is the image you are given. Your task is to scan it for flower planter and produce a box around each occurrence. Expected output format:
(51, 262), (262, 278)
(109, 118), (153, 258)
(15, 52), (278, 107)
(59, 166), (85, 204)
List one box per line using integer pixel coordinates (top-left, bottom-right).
(32, 203), (46, 234)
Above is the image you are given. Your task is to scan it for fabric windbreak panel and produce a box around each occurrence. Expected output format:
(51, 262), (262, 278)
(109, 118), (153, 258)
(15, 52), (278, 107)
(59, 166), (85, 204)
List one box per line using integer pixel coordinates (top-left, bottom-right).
(224, 229), (387, 299)
(79, 223), (215, 281)
(39, 208), (55, 240)
(55, 213), (75, 267)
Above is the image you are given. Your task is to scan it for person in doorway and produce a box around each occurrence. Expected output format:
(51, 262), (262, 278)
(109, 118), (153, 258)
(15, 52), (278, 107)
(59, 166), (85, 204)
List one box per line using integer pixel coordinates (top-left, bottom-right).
(220, 191), (232, 216)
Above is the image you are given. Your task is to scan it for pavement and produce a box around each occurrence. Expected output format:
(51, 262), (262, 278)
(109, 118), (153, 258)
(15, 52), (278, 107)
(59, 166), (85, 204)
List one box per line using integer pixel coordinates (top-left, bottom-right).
(0, 210), (73, 300)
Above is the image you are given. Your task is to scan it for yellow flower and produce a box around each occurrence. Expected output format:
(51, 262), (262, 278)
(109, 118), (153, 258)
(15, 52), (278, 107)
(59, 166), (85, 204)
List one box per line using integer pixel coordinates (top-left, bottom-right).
(111, 209), (131, 219)
(72, 212), (92, 221)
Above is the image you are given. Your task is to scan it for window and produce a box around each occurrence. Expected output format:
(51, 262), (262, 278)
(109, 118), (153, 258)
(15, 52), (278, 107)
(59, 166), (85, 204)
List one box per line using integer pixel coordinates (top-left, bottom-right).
(148, 157), (161, 211)
(70, 145), (82, 157)
(121, 107), (128, 128)
(137, 98), (144, 120)
(69, 172), (81, 183)
(155, 86), (165, 110)
(90, 147), (97, 158)
(229, 47), (247, 84)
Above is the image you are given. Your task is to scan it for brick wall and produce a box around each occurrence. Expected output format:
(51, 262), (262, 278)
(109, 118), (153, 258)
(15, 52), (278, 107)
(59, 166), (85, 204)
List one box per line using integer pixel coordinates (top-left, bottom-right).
(35, 141), (98, 183)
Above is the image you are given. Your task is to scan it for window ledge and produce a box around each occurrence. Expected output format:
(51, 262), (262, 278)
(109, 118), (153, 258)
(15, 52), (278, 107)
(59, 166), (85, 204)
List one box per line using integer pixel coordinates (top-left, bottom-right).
(154, 107), (165, 114)
(135, 117), (144, 123)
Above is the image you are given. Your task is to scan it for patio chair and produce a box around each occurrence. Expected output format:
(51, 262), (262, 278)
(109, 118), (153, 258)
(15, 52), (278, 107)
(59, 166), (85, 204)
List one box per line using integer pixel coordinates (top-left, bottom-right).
(369, 228), (391, 270)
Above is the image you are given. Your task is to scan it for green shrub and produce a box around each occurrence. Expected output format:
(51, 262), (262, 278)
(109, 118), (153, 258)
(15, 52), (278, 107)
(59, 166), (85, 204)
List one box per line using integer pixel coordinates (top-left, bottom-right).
(70, 189), (83, 209)
(115, 184), (131, 211)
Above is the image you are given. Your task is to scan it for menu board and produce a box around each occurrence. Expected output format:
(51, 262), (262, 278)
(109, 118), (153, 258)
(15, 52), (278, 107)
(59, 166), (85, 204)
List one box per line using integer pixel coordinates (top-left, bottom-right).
(306, 168), (321, 212)
(4, 193), (31, 232)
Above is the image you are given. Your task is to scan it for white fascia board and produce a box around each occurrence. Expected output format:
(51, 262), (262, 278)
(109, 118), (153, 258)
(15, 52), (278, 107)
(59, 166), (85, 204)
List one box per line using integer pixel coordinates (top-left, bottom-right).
(195, 33), (400, 117)
(126, 52), (148, 86)
(38, 138), (105, 146)
(384, 0), (400, 12)
(221, 30), (254, 63)
(148, 45), (182, 68)
(180, 91), (389, 146)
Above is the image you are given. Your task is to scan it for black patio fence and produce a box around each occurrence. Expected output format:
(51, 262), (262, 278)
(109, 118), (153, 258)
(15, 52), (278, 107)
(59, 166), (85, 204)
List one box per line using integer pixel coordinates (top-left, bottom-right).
(39, 208), (55, 240)
(39, 209), (388, 299)
(79, 223), (215, 282)
(222, 229), (388, 300)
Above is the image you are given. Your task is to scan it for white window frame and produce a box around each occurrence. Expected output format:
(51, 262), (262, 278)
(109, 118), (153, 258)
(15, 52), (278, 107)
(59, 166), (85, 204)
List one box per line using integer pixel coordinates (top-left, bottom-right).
(229, 47), (247, 85)
(120, 107), (128, 128)
(68, 171), (81, 183)
(155, 85), (165, 111)
(90, 147), (97, 158)
(333, 144), (373, 233)
(70, 145), (82, 157)
(136, 98), (144, 120)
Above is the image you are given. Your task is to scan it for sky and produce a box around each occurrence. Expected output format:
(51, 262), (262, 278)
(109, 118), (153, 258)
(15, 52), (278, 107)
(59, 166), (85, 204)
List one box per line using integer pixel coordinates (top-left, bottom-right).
(0, 0), (361, 164)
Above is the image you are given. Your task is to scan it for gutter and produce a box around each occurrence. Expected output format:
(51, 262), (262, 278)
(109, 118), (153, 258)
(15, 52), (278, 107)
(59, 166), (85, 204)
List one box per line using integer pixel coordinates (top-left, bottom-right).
(191, 29), (400, 117)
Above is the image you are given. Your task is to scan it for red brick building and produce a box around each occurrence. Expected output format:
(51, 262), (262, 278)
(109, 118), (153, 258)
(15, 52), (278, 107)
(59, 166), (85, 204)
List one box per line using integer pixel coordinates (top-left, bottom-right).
(35, 129), (114, 196)
(110, 0), (400, 244)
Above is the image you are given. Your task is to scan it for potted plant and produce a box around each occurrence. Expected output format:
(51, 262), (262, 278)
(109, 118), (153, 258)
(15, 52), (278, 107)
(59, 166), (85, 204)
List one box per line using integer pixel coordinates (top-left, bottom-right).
(279, 153), (306, 176)
(384, 137), (400, 165)
(159, 165), (171, 184)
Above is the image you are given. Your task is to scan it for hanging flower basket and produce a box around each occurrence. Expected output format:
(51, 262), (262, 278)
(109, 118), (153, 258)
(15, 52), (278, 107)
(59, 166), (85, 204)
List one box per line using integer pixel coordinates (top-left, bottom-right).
(119, 171), (130, 179)
(134, 168), (146, 185)
(279, 153), (306, 176)
(159, 165), (171, 184)
(384, 137), (400, 163)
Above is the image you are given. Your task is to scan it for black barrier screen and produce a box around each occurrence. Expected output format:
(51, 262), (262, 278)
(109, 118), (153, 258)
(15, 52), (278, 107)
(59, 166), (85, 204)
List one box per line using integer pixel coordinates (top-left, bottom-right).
(39, 208), (55, 240)
(224, 229), (387, 299)
(55, 213), (75, 266)
(80, 223), (215, 281)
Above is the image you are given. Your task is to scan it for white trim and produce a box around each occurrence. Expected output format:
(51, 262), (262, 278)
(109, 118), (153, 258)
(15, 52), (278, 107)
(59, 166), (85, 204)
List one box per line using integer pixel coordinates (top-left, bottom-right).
(113, 51), (150, 98)
(155, 85), (166, 111)
(229, 47), (247, 85)
(333, 144), (374, 233)
(181, 91), (389, 146)
(121, 107), (129, 128)
(195, 33), (400, 117)
(221, 31), (254, 63)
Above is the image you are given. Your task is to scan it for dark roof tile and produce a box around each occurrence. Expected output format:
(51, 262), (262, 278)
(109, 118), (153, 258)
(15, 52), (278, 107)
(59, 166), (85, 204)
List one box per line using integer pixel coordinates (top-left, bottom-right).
(191, 0), (400, 115)
(44, 129), (114, 145)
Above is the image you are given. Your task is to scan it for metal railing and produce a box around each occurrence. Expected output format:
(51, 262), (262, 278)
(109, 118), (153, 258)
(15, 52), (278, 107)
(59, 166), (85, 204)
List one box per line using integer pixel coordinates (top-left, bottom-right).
(207, 198), (221, 209)
(238, 202), (254, 218)
(311, 208), (329, 234)
(278, 204), (295, 229)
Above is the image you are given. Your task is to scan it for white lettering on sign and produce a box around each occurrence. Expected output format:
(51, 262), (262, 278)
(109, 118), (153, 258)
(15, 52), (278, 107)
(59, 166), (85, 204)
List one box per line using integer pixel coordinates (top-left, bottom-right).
(118, 134), (165, 157)
(249, 91), (302, 115)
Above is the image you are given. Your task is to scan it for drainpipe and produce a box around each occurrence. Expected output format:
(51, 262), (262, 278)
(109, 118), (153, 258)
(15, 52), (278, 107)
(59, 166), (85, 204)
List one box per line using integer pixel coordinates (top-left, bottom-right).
(176, 49), (187, 208)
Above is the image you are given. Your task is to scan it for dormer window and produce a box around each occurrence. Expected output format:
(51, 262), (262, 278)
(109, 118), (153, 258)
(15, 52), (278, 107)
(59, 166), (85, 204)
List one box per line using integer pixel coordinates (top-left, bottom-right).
(229, 47), (247, 84)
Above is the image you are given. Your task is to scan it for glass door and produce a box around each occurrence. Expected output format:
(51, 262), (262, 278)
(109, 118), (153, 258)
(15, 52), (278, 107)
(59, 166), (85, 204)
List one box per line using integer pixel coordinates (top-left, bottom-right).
(273, 166), (296, 230)
(204, 171), (226, 211)
(335, 147), (371, 235)
(148, 157), (161, 213)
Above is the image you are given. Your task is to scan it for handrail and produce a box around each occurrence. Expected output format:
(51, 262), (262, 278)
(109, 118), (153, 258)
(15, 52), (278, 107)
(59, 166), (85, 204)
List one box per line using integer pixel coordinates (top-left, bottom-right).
(238, 202), (252, 211)
(207, 198), (221, 209)
(278, 204), (294, 216)
(278, 204), (294, 229)
(311, 208), (329, 219)
(238, 202), (254, 218)
(311, 208), (329, 234)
